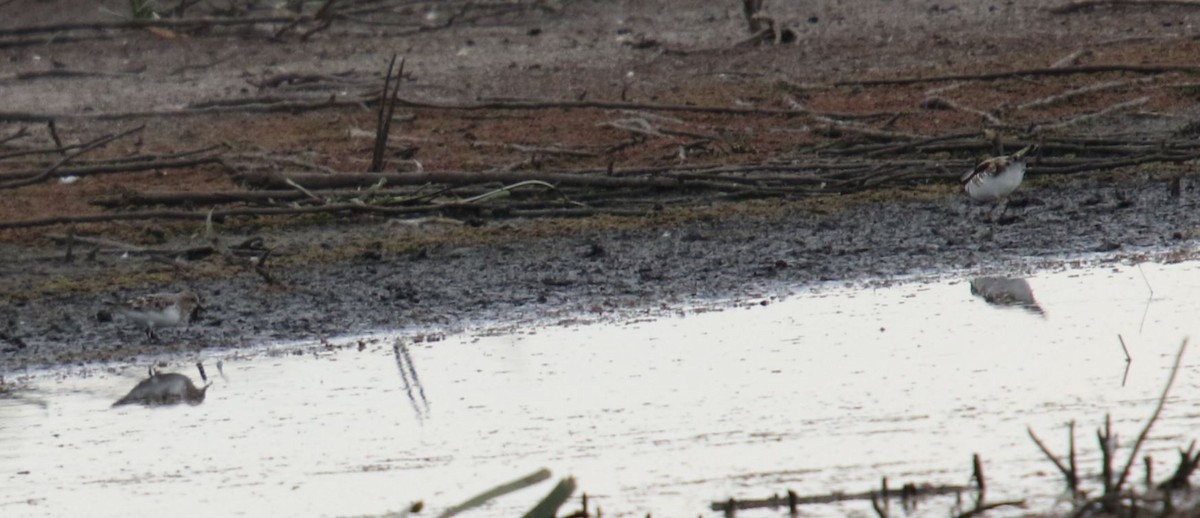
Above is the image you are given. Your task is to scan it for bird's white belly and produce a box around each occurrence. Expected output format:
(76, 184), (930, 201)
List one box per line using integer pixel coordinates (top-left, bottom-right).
(965, 162), (1025, 202)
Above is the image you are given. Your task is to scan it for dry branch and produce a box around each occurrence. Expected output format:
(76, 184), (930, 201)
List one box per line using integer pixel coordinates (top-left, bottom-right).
(1029, 424), (1080, 492)
(1017, 77), (1156, 110)
(0, 125), (145, 189)
(1037, 96), (1150, 131)
(0, 94), (373, 121)
(237, 170), (757, 192)
(394, 96), (878, 120)
(0, 15), (302, 38)
(1051, 1), (1200, 14)
(437, 469), (553, 518)
(91, 189), (336, 207)
(1113, 339), (1188, 496)
(45, 233), (218, 259)
(921, 96), (1002, 125)
(370, 56), (405, 172)
(0, 200), (652, 230)
(0, 155), (221, 182)
(837, 64), (1200, 87)
(712, 483), (969, 512)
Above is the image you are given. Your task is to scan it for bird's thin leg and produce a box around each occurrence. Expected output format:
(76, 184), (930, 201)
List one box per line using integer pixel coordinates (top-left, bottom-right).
(145, 327), (159, 343)
(982, 204), (996, 223)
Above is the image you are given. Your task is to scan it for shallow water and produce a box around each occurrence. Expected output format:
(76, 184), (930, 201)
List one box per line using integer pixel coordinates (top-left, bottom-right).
(3, 260), (1200, 517)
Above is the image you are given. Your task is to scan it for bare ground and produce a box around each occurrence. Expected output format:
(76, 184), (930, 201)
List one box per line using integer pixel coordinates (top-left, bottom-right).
(3, 0), (1200, 373)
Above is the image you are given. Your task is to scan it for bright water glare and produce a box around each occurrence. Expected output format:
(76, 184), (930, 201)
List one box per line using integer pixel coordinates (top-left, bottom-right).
(3, 260), (1200, 517)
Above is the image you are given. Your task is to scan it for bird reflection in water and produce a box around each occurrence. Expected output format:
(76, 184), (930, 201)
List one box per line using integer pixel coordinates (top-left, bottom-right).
(969, 277), (1044, 315)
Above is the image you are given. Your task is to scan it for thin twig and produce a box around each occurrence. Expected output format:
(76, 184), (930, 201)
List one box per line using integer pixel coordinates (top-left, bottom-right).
(1113, 339), (1189, 494)
(838, 64), (1200, 87)
(1051, 0), (1200, 15)
(0, 125), (145, 189)
(1029, 427), (1075, 485)
(1037, 96), (1150, 131)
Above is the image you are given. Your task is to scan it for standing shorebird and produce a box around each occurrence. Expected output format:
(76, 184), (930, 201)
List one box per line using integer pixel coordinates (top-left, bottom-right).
(961, 144), (1036, 220)
(111, 291), (203, 341)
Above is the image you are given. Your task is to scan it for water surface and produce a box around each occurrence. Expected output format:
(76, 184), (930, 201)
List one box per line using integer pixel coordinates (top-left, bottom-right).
(3, 260), (1200, 517)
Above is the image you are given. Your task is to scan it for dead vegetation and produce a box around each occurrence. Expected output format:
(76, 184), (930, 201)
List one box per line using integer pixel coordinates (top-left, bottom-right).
(713, 340), (1198, 518)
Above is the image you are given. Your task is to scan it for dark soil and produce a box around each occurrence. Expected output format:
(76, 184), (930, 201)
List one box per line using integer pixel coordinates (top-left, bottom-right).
(4, 0), (1200, 373)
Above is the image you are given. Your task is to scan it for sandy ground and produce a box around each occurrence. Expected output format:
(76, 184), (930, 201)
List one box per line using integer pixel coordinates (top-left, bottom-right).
(3, 0), (1200, 372)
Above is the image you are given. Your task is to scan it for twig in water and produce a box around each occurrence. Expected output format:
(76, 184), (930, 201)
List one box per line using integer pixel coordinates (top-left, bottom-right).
(1159, 440), (1200, 490)
(436, 468), (552, 518)
(971, 453), (986, 509)
(1028, 424), (1080, 493)
(872, 477), (890, 518)
(954, 500), (1026, 518)
(524, 477), (577, 518)
(1118, 337), (1133, 386)
(1098, 414), (1115, 506)
(1112, 339), (1188, 497)
(1069, 421), (1079, 494)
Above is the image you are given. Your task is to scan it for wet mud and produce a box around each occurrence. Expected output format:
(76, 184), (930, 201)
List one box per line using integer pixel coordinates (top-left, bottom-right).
(3, 171), (1198, 373)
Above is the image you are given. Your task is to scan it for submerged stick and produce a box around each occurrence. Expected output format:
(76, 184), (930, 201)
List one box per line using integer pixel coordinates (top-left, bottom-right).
(522, 477), (576, 518)
(437, 468), (552, 518)
(1114, 339), (1189, 494)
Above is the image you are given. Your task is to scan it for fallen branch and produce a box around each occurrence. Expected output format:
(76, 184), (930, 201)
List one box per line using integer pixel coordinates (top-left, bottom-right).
(0, 155), (221, 181)
(921, 96), (1003, 125)
(0, 201), (650, 230)
(1017, 77), (1155, 110)
(437, 468), (552, 518)
(0, 94), (373, 121)
(1051, 0), (1200, 15)
(395, 96), (881, 120)
(0, 125), (29, 145)
(0, 125), (145, 189)
(45, 233), (218, 259)
(0, 14), (304, 38)
(955, 500), (1026, 518)
(1028, 423), (1080, 493)
(837, 64), (1200, 87)
(470, 140), (601, 158)
(1036, 96), (1150, 131)
(712, 483), (968, 512)
(237, 170), (758, 192)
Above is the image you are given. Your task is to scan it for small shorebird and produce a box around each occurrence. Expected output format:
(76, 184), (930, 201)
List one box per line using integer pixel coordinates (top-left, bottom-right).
(969, 276), (1044, 315)
(961, 144), (1036, 220)
(113, 363), (210, 406)
(111, 291), (203, 341)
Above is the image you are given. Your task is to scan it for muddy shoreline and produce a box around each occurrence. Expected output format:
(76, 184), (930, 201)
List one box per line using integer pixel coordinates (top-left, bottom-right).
(5, 0), (1200, 374)
(4, 171), (1197, 374)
